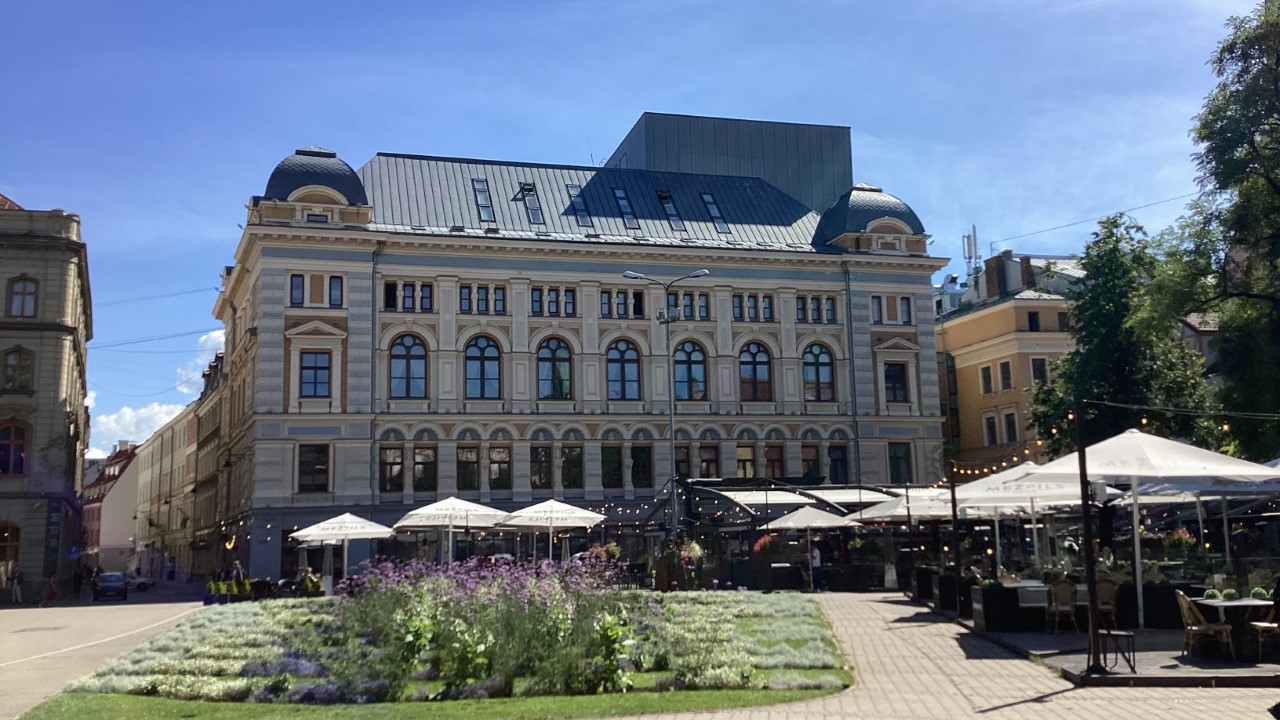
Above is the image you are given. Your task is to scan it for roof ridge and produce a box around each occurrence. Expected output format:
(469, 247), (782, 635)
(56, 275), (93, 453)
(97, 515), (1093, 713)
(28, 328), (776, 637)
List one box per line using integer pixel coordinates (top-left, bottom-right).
(368, 152), (778, 184)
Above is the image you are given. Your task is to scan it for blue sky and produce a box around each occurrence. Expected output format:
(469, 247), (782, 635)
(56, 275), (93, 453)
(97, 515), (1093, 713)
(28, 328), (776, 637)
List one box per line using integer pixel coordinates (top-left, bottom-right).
(0, 0), (1254, 456)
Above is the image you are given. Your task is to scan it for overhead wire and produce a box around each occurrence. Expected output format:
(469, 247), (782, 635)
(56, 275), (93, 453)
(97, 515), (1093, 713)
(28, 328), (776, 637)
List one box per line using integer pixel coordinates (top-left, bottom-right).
(96, 287), (218, 307)
(990, 191), (1202, 246)
(89, 327), (222, 349)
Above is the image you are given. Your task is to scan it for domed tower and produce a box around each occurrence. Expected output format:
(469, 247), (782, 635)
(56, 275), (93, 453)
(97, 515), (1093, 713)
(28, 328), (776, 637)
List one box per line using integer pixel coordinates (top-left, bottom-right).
(812, 183), (928, 254)
(250, 147), (371, 226)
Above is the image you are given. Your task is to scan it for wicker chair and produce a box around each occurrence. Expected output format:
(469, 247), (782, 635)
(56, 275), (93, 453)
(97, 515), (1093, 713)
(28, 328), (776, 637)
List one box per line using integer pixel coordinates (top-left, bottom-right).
(1251, 606), (1278, 663)
(1046, 579), (1079, 633)
(1174, 590), (1235, 661)
(1095, 579), (1120, 630)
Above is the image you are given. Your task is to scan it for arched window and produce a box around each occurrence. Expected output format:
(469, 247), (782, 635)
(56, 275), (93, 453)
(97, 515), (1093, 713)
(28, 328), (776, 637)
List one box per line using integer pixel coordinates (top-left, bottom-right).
(6, 278), (36, 318)
(0, 423), (27, 476)
(673, 341), (707, 401)
(465, 336), (501, 399)
(1, 348), (34, 392)
(537, 338), (572, 400)
(606, 339), (641, 400)
(802, 344), (835, 402)
(389, 335), (427, 399)
(738, 342), (773, 401)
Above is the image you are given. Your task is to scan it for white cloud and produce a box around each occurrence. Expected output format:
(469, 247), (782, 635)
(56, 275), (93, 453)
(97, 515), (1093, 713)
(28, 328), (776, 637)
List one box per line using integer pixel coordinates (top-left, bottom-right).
(85, 446), (107, 460)
(90, 402), (186, 457)
(84, 389), (97, 410)
(176, 329), (225, 395)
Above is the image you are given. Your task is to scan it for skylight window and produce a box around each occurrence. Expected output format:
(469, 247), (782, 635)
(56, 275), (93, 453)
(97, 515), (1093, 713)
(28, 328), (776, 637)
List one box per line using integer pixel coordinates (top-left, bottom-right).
(701, 193), (730, 233)
(614, 188), (640, 230)
(521, 182), (544, 224)
(472, 179), (495, 222)
(566, 184), (591, 227)
(658, 191), (685, 231)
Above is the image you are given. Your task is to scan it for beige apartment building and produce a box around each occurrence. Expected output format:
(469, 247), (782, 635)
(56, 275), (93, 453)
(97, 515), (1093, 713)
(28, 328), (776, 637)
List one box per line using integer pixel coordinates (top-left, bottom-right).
(209, 115), (949, 579)
(133, 402), (198, 580)
(0, 199), (92, 602)
(936, 251), (1075, 471)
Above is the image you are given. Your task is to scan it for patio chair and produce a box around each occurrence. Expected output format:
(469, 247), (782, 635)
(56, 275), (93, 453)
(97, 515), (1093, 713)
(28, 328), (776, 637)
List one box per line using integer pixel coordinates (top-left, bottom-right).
(1046, 579), (1079, 633)
(1251, 606), (1278, 663)
(1095, 578), (1119, 630)
(1174, 590), (1235, 661)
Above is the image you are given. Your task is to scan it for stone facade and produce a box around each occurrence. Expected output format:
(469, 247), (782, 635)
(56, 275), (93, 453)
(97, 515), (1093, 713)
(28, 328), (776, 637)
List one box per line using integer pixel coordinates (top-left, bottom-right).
(0, 207), (91, 602)
(133, 403), (197, 581)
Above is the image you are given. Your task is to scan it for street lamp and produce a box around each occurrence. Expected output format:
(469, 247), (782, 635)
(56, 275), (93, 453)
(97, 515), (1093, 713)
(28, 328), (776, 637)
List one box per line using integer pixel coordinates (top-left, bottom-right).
(621, 269), (710, 539)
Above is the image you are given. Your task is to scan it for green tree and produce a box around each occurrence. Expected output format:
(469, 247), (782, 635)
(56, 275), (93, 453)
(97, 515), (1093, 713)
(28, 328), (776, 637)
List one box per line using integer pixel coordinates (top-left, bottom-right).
(1029, 215), (1219, 456)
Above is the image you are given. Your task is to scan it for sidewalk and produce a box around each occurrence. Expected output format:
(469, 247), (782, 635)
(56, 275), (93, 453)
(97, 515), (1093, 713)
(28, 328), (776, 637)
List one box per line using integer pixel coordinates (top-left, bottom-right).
(614, 592), (1279, 719)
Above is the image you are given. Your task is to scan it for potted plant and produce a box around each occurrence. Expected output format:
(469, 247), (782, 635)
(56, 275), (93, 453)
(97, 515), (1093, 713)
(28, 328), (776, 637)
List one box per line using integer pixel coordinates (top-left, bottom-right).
(1163, 528), (1195, 561)
(1222, 588), (1240, 600)
(1203, 588), (1222, 599)
(1252, 586), (1272, 600)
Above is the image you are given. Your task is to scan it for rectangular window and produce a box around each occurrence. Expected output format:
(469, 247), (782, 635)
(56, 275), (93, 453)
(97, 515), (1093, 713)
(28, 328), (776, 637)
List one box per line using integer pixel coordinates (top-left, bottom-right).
(747, 294), (759, 322)
(616, 291), (628, 318)
(379, 447), (404, 494)
(384, 282), (397, 311)
(631, 291), (644, 318)
(698, 446), (720, 479)
(682, 293), (694, 322)
(984, 415), (999, 446)
(810, 296), (821, 324)
(701, 192), (730, 233)
(733, 295), (744, 321)
(402, 283), (415, 311)
(871, 296), (884, 324)
(299, 352), (331, 398)
(477, 286), (489, 314)
(980, 365), (994, 394)
(472, 178), (495, 222)
(298, 444), (330, 493)
(674, 446), (691, 480)
(796, 296), (807, 323)
(413, 447), (437, 491)
(457, 447), (480, 491)
(548, 288), (560, 317)
(884, 362), (909, 403)
(1028, 311), (1041, 332)
(630, 446), (653, 488)
(489, 447), (512, 490)
(420, 284), (433, 312)
(494, 287), (506, 314)
(762, 295), (774, 322)
(1031, 357), (1049, 384)
(802, 445), (821, 478)
(1057, 311), (1070, 331)
(531, 288), (543, 316)
(564, 289), (576, 316)
(764, 446), (784, 479)
(600, 291), (612, 317)
(601, 446), (624, 488)
(888, 443), (912, 484)
(566, 184), (591, 227)
(305, 213), (329, 223)
(1004, 412), (1020, 444)
(530, 446), (553, 490)
(290, 274), (305, 307)
(667, 292), (678, 318)
(736, 446), (756, 478)
(899, 297), (912, 325)
(328, 276), (343, 308)
(521, 183), (544, 224)
(614, 188), (640, 230)
(658, 191), (685, 231)
(460, 286), (472, 314)
(561, 446), (584, 489)
(999, 360), (1013, 390)
(697, 293), (710, 321)
(828, 446), (848, 484)
(825, 298), (837, 324)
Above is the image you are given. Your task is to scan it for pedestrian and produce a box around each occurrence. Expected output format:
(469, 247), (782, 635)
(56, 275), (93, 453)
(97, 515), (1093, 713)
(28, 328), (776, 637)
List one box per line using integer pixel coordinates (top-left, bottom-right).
(8, 567), (23, 603)
(40, 573), (57, 607)
(71, 565), (84, 598)
(810, 543), (824, 591)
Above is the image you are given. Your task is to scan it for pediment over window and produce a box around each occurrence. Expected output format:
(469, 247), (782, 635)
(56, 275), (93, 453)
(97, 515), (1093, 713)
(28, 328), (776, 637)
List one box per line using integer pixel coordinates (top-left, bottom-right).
(873, 337), (921, 353)
(284, 320), (347, 339)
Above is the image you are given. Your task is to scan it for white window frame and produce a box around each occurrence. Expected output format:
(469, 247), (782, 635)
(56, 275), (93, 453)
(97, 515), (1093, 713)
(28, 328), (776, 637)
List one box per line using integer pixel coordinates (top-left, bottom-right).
(998, 360), (1013, 391)
(1001, 407), (1020, 444)
(979, 365), (994, 395)
(286, 322), (347, 412)
(870, 295), (884, 325)
(982, 412), (999, 447)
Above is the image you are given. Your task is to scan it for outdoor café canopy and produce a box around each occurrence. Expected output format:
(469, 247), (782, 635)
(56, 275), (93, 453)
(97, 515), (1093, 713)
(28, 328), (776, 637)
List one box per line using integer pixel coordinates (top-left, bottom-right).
(392, 496), (509, 532)
(499, 500), (606, 561)
(954, 462), (1121, 507)
(760, 506), (863, 530)
(290, 513), (394, 542)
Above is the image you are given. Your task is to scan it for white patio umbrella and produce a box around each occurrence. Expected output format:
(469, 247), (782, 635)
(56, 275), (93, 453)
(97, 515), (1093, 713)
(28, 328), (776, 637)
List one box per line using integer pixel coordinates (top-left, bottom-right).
(393, 497), (509, 562)
(761, 506), (861, 591)
(498, 500), (606, 561)
(291, 513), (394, 595)
(1022, 428), (1280, 627)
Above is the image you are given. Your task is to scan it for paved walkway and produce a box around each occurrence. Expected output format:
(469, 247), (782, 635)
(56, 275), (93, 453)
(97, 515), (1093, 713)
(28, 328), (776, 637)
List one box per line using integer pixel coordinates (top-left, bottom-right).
(0, 595), (202, 720)
(616, 593), (1279, 719)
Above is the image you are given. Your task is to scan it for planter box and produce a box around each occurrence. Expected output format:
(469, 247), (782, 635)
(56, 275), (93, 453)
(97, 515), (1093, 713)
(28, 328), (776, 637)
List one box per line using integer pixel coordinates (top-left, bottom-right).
(936, 574), (962, 613)
(1116, 582), (1195, 629)
(914, 567), (936, 601)
(971, 586), (1021, 632)
(828, 564), (879, 592)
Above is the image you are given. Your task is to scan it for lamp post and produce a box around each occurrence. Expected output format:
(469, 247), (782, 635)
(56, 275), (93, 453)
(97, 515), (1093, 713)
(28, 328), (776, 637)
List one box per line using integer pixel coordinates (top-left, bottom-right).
(621, 268), (710, 541)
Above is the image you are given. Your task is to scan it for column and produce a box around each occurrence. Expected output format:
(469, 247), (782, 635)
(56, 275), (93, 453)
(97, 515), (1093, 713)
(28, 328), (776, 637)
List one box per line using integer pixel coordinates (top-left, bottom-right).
(622, 441), (635, 500)
(513, 441), (532, 503)
(437, 442), (458, 496)
(718, 440), (737, 480)
(585, 442), (604, 501)
(402, 440), (414, 504)
(754, 441), (766, 479)
(819, 440), (831, 483)
(784, 440), (803, 479)
(552, 440), (564, 499)
(689, 440), (701, 478)
(479, 441), (491, 502)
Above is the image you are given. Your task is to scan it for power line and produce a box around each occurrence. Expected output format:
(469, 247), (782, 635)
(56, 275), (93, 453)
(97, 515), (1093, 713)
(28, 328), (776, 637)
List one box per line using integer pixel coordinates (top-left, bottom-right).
(992, 191), (1202, 246)
(89, 328), (222, 350)
(1083, 399), (1280, 421)
(94, 347), (222, 355)
(96, 287), (218, 308)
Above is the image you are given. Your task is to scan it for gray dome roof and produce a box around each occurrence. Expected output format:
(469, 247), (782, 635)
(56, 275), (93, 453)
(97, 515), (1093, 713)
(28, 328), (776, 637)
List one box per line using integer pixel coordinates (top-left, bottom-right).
(812, 183), (924, 245)
(263, 147), (368, 205)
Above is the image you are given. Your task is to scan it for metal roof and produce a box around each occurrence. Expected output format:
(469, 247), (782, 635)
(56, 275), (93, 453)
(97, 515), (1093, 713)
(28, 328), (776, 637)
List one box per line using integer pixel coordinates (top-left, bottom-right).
(812, 182), (926, 245)
(357, 153), (826, 253)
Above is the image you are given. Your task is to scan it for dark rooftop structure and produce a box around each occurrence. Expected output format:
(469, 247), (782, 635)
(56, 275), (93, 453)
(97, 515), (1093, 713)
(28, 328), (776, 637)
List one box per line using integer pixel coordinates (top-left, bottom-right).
(812, 183), (927, 246)
(263, 147), (369, 206)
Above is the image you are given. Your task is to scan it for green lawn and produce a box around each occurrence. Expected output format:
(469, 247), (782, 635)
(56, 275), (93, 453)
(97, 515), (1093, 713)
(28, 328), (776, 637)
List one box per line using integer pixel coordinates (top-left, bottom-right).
(25, 688), (839, 720)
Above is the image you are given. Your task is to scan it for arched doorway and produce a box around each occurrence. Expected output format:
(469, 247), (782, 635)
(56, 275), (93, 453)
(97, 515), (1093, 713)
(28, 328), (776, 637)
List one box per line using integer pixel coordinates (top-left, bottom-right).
(0, 522), (19, 590)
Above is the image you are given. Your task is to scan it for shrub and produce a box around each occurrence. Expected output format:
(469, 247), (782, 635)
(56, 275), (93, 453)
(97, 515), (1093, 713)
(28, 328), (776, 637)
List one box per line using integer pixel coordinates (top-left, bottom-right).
(763, 672), (846, 691)
(1252, 586), (1272, 599)
(1203, 589), (1222, 599)
(1222, 588), (1240, 600)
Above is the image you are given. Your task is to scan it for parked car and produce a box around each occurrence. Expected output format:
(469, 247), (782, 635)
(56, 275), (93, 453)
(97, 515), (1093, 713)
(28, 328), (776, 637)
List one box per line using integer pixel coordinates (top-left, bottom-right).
(125, 576), (151, 591)
(93, 572), (128, 602)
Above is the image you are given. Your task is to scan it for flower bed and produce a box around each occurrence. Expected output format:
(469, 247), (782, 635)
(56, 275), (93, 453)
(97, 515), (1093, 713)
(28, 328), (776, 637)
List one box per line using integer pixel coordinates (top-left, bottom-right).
(70, 558), (848, 707)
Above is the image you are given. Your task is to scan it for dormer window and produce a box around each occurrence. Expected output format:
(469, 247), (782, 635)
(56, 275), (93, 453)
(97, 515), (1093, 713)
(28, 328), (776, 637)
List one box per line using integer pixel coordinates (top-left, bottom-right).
(614, 188), (640, 230)
(305, 213), (329, 223)
(566, 184), (591, 227)
(701, 193), (730, 233)
(472, 179), (495, 222)
(658, 191), (685, 231)
(520, 182), (544, 224)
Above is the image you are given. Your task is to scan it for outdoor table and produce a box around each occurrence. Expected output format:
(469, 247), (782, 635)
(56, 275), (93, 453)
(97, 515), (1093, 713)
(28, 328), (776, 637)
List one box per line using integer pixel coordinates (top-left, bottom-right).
(1196, 598), (1272, 658)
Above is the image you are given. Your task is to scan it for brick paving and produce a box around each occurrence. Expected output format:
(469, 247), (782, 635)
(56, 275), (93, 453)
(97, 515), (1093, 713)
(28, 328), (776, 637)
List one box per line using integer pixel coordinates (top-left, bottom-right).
(614, 592), (1279, 719)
